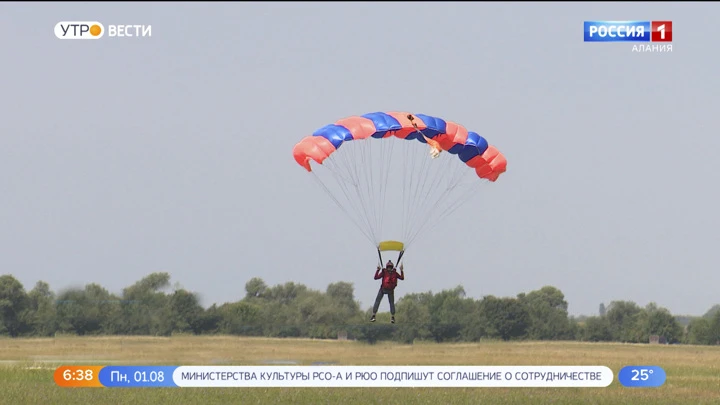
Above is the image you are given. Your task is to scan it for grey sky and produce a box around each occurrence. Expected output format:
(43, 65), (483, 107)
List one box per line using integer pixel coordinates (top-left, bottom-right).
(1, 2), (717, 317)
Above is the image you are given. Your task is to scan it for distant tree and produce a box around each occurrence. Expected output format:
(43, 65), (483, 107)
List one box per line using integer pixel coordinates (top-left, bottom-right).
(1, 269), (717, 346)
(460, 300), (487, 342)
(709, 311), (720, 345)
(583, 316), (613, 342)
(606, 300), (643, 342)
(685, 317), (711, 345)
(55, 283), (120, 335)
(120, 272), (172, 335)
(245, 277), (267, 299)
(703, 304), (720, 319)
(216, 301), (263, 335)
(326, 282), (360, 315)
(0, 275), (30, 336)
(265, 282), (307, 305)
(194, 303), (222, 334)
(637, 302), (683, 343)
(427, 286), (473, 343)
(169, 289), (204, 334)
(674, 315), (694, 328)
(393, 291), (434, 343)
(479, 295), (530, 341)
(26, 281), (57, 336)
(393, 297), (432, 344)
(518, 286), (574, 340)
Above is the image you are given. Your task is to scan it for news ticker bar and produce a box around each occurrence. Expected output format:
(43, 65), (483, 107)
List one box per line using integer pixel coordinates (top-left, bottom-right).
(54, 365), (666, 388)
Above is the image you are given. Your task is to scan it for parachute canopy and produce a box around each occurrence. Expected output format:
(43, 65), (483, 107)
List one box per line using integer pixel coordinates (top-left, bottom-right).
(293, 112), (506, 181)
(292, 111), (507, 263)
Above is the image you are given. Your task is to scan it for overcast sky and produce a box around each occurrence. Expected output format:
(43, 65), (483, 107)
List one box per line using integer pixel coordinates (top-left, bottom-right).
(1, 2), (717, 317)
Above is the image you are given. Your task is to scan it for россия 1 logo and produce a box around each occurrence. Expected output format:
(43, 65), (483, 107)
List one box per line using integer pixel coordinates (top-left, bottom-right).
(583, 20), (672, 53)
(54, 21), (152, 39)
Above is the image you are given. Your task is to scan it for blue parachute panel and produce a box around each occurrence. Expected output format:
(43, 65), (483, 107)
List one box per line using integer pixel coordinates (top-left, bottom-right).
(448, 144), (464, 154)
(313, 124), (352, 149)
(458, 131), (490, 162)
(361, 112), (402, 138)
(410, 114), (447, 143)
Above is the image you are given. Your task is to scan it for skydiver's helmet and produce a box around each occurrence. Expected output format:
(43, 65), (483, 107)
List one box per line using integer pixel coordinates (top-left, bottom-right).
(386, 260), (394, 270)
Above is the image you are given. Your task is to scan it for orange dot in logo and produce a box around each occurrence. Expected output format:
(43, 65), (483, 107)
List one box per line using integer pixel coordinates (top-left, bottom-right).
(90, 24), (102, 36)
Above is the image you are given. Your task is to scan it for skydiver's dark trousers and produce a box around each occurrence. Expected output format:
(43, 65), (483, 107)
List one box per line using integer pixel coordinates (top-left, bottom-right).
(372, 287), (395, 315)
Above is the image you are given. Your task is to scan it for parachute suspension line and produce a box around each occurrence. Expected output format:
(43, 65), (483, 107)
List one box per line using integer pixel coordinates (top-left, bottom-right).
(406, 150), (451, 234)
(310, 170), (376, 246)
(405, 159), (486, 247)
(321, 139), (388, 245)
(315, 163), (376, 245)
(345, 141), (373, 241)
(402, 114), (436, 245)
(340, 141), (373, 241)
(400, 132), (426, 251)
(317, 136), (399, 249)
(305, 123), (490, 260)
(402, 133), (426, 247)
(366, 138), (380, 241)
(406, 143), (433, 237)
(400, 141), (408, 241)
(395, 120), (462, 251)
(350, 138), (384, 244)
(400, 135), (417, 247)
(404, 152), (452, 248)
(402, 117), (448, 246)
(355, 141), (372, 239)
(379, 137), (394, 243)
(324, 157), (377, 243)
(362, 139), (380, 243)
(397, 137), (421, 266)
(357, 137), (393, 245)
(395, 116), (491, 252)
(405, 180), (488, 249)
(355, 141), (381, 243)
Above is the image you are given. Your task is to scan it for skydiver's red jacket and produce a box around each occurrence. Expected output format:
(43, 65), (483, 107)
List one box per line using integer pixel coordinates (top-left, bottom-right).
(374, 268), (404, 291)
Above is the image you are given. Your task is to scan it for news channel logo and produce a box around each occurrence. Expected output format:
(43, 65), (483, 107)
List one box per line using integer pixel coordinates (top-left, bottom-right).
(583, 20), (673, 53)
(54, 21), (152, 39)
(54, 21), (104, 39)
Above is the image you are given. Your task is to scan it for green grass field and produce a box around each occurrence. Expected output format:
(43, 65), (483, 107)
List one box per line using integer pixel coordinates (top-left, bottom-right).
(1, 335), (718, 404)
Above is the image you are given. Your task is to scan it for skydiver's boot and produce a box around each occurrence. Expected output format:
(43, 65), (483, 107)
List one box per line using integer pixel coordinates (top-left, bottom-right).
(391, 316), (395, 324)
(370, 314), (376, 322)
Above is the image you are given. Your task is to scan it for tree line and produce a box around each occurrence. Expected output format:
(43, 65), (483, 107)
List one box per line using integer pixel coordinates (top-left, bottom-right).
(1, 272), (719, 345)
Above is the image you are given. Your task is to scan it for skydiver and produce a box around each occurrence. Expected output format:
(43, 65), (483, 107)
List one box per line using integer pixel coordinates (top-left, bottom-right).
(370, 260), (404, 323)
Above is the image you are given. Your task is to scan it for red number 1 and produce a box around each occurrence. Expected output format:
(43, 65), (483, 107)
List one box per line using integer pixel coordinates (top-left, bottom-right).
(651, 21), (672, 42)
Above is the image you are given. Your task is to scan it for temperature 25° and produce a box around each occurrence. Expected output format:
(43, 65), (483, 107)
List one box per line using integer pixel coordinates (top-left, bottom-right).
(618, 366), (666, 387)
